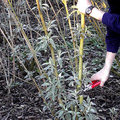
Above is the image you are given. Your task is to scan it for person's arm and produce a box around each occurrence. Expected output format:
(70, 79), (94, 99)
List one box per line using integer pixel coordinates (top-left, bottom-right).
(77, 0), (120, 34)
(77, 0), (117, 86)
(77, 0), (104, 20)
(91, 52), (116, 86)
(90, 8), (120, 34)
(89, 7), (105, 21)
(102, 13), (120, 34)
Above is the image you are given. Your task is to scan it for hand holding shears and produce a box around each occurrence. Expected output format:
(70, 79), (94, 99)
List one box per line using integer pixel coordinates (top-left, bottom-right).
(84, 80), (101, 92)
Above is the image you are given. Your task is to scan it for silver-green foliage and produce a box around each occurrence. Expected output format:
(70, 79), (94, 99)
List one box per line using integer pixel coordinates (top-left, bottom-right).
(0, 0), (100, 119)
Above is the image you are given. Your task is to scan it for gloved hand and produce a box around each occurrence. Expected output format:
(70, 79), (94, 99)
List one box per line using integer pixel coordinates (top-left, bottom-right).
(77, 0), (92, 14)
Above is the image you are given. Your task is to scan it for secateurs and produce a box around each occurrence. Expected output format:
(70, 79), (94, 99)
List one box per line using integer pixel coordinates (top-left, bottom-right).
(83, 80), (101, 92)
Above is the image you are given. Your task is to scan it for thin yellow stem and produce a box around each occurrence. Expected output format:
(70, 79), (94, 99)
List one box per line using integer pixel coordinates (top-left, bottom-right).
(88, 17), (105, 43)
(115, 56), (120, 68)
(111, 68), (120, 77)
(36, 0), (48, 35)
(36, 2), (65, 116)
(62, 0), (78, 72)
(7, 0), (48, 79)
(36, 0), (58, 78)
(92, 19), (105, 42)
(0, 26), (56, 118)
(26, 0), (42, 26)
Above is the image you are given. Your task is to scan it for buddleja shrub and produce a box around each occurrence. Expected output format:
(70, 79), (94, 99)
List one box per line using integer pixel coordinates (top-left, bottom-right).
(0, 0), (110, 119)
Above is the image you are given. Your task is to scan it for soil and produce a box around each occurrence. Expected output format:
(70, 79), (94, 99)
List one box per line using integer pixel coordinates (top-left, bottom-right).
(0, 73), (52, 120)
(1, 69), (120, 120)
(1, 1), (120, 120)
(86, 76), (120, 119)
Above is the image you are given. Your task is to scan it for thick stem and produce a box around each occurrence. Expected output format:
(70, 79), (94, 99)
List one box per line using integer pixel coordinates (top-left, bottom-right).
(77, 13), (85, 105)
(78, 13), (85, 87)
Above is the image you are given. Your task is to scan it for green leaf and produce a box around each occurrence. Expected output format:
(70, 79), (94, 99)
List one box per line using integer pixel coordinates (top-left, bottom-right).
(69, 81), (74, 87)
(87, 96), (91, 103)
(41, 82), (50, 87)
(58, 110), (64, 118)
(49, 38), (56, 49)
(90, 108), (97, 113)
(65, 114), (72, 120)
(78, 117), (85, 120)
(51, 85), (56, 101)
(58, 57), (62, 68)
(41, 40), (48, 50)
(43, 106), (47, 112)
(85, 115), (89, 120)
(73, 114), (76, 120)
(88, 114), (99, 120)
(45, 91), (51, 100)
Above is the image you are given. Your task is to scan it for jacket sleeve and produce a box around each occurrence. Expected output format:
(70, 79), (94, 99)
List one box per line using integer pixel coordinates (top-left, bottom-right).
(102, 13), (120, 34)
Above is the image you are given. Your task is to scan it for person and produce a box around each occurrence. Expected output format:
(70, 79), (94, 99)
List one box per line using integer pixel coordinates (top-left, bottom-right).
(77, 0), (120, 87)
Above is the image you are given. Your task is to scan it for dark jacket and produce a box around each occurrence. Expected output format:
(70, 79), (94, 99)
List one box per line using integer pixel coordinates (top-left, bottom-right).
(102, 0), (120, 53)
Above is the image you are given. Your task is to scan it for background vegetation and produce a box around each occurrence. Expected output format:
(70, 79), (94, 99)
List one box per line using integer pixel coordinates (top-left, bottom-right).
(0, 0), (120, 119)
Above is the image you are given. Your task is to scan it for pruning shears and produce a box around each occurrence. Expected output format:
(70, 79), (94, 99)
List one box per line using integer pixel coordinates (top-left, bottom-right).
(83, 80), (101, 92)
